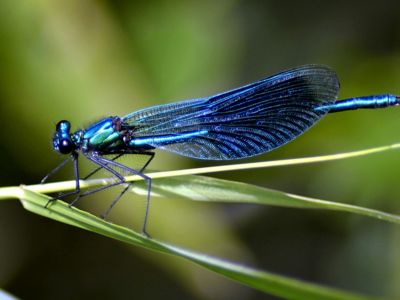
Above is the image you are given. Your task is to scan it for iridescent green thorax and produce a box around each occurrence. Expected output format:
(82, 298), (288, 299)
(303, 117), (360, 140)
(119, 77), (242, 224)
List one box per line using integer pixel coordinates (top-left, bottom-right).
(81, 117), (123, 152)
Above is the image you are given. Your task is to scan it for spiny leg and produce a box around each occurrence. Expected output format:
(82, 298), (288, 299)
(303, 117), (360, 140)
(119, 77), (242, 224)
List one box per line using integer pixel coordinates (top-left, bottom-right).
(135, 152), (154, 236)
(138, 152), (155, 173)
(45, 152), (80, 208)
(82, 154), (124, 180)
(68, 153), (126, 207)
(95, 155), (153, 237)
(41, 152), (117, 207)
(100, 152), (155, 221)
(75, 152), (154, 204)
(100, 184), (131, 219)
(41, 155), (73, 184)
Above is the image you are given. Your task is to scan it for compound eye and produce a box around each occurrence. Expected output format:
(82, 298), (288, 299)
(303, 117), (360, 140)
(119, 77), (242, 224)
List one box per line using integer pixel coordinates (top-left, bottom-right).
(58, 138), (74, 154)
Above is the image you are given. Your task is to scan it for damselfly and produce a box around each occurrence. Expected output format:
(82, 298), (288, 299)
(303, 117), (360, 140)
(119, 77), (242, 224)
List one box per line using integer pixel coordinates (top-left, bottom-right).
(42, 65), (399, 236)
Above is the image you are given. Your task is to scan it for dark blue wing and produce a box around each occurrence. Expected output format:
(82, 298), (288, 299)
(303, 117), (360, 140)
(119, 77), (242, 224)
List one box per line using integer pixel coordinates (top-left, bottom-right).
(122, 65), (340, 160)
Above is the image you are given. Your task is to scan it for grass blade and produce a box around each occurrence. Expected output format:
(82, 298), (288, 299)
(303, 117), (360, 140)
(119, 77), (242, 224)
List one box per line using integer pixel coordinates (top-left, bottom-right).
(147, 175), (400, 224)
(15, 187), (378, 300)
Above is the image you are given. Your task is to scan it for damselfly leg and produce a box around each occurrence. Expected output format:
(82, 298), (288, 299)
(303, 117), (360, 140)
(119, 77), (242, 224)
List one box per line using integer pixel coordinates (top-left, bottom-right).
(42, 149), (154, 236)
(99, 153), (154, 222)
(43, 152), (80, 208)
(41, 155), (73, 184)
(83, 152), (153, 236)
(72, 152), (154, 222)
(82, 153), (124, 180)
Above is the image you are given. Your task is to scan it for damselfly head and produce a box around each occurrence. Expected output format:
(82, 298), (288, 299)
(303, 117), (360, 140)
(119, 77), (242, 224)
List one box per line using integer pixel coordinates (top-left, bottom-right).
(53, 120), (75, 154)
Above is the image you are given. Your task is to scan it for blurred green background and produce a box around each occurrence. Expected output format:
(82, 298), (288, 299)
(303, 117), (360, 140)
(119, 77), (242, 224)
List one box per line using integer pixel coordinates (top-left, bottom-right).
(1, 0), (400, 299)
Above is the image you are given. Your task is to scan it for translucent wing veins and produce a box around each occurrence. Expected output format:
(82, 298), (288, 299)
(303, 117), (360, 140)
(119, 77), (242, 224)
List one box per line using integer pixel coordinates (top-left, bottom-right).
(122, 65), (339, 160)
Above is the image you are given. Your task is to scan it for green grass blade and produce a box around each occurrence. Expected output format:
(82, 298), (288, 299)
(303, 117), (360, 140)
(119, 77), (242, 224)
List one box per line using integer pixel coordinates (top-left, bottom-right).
(147, 175), (400, 224)
(16, 187), (378, 300)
